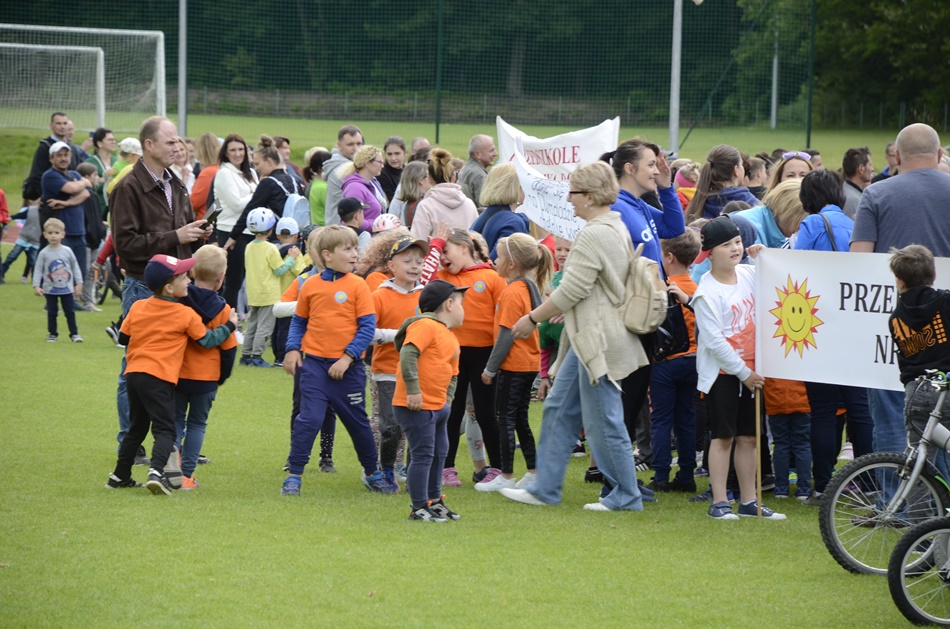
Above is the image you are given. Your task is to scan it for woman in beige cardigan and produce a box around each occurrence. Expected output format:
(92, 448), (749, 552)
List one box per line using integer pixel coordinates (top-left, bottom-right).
(500, 162), (650, 511)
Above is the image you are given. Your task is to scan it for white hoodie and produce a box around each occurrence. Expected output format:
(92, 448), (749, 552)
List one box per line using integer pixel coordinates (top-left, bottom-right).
(409, 183), (478, 240)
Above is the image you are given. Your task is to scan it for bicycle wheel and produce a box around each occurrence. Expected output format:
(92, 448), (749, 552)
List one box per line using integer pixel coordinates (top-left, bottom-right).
(819, 451), (950, 575)
(889, 516), (950, 625)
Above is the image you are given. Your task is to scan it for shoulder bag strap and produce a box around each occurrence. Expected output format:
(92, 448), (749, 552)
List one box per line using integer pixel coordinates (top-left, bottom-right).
(820, 213), (837, 252)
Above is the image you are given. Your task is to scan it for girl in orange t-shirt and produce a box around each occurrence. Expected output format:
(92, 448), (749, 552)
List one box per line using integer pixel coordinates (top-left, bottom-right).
(435, 230), (507, 484)
(476, 233), (553, 491)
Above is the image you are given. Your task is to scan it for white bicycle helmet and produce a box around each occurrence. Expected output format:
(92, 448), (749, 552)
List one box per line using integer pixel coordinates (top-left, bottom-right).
(247, 207), (277, 234)
(372, 213), (403, 233)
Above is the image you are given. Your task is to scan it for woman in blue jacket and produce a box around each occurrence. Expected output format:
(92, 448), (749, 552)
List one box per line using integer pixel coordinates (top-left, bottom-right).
(469, 162), (528, 260)
(795, 169), (853, 252)
(600, 138), (685, 474)
(600, 139), (685, 268)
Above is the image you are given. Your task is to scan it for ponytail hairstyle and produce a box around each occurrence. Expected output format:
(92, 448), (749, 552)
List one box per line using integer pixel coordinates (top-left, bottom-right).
(599, 138), (660, 185)
(427, 147), (455, 185)
(498, 232), (554, 291)
(445, 229), (485, 265)
(303, 149), (332, 183)
(685, 144), (743, 223)
(256, 134), (281, 167)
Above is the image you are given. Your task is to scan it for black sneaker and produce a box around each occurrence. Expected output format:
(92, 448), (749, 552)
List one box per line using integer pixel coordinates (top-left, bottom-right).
(584, 467), (603, 483)
(571, 441), (586, 457)
(429, 497), (461, 520)
(145, 469), (173, 496)
(634, 455), (652, 472)
(134, 444), (150, 467)
(319, 457), (336, 473)
(105, 323), (120, 346)
(105, 474), (142, 489)
(197, 453), (211, 465)
(408, 506), (447, 522)
(761, 474), (776, 491)
(668, 477), (698, 493)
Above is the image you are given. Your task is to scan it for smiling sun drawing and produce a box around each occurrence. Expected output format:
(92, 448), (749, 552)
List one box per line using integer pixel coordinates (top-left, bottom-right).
(769, 276), (824, 357)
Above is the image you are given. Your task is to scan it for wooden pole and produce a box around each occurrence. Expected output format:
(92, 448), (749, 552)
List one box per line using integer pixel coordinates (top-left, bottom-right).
(755, 386), (763, 518)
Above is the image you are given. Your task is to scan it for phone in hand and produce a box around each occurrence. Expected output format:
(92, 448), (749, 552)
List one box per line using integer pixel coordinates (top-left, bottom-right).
(201, 208), (223, 228)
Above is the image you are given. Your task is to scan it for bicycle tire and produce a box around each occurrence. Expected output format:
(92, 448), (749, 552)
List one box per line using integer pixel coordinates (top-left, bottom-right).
(888, 515), (950, 625)
(818, 451), (950, 575)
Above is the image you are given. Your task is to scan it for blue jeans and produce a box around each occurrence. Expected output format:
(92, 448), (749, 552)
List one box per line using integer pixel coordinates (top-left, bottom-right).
(1, 241), (38, 277)
(394, 404), (451, 509)
(649, 357), (697, 483)
(868, 388), (907, 454)
(116, 276), (153, 446)
(175, 389), (216, 477)
(62, 235), (87, 283)
(806, 382), (874, 492)
(770, 412), (812, 491)
(527, 347), (643, 510)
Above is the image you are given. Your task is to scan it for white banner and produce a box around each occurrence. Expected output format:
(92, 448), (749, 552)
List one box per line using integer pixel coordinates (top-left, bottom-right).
(496, 116), (620, 181)
(754, 249), (950, 392)
(498, 117), (620, 240)
(511, 141), (583, 241)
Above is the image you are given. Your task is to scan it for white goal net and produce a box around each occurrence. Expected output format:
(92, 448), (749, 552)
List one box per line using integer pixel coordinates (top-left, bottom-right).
(0, 43), (105, 131)
(0, 23), (165, 132)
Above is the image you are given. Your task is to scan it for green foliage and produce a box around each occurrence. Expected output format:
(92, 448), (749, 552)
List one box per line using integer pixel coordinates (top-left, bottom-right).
(817, 0), (950, 118)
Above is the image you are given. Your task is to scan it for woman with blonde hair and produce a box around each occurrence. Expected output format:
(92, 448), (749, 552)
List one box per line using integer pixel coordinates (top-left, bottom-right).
(339, 145), (388, 230)
(766, 151), (814, 191)
(502, 162), (650, 512)
(734, 178), (807, 247)
(409, 148), (478, 239)
(470, 162), (528, 258)
(191, 132), (222, 220)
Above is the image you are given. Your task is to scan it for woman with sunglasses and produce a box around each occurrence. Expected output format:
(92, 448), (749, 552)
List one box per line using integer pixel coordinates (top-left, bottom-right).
(339, 145), (389, 231)
(686, 144), (760, 223)
(767, 151), (814, 190)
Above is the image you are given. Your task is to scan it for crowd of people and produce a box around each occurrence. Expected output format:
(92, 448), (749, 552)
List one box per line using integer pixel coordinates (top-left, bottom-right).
(6, 111), (950, 522)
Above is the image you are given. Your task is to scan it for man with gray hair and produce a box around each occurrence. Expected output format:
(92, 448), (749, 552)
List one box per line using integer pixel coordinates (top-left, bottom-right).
(458, 134), (497, 210)
(850, 123), (950, 472)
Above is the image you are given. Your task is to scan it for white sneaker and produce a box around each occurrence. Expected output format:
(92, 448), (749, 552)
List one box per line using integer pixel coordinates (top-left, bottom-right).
(499, 487), (546, 506)
(838, 442), (854, 460)
(516, 471), (537, 489)
(583, 502), (611, 511)
(475, 473), (516, 492)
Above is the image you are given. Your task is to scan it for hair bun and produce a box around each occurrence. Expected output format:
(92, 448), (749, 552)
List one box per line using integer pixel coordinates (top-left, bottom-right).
(259, 134), (274, 148)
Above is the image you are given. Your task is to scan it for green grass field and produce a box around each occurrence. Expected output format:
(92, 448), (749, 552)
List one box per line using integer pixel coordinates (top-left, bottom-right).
(0, 114), (912, 625)
(0, 242), (909, 626)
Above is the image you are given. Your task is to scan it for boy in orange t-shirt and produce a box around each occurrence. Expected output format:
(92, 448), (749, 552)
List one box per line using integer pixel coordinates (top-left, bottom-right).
(174, 245), (238, 489)
(108, 254), (237, 495)
(282, 225), (390, 495)
(649, 231), (701, 493)
(393, 279), (465, 522)
(371, 236), (428, 490)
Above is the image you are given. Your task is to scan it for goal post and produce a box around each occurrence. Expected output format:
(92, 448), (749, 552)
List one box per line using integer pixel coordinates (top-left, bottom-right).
(0, 23), (165, 132)
(0, 43), (105, 130)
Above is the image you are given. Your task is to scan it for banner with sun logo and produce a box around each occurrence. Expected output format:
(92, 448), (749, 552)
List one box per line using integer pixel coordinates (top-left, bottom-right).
(754, 249), (950, 392)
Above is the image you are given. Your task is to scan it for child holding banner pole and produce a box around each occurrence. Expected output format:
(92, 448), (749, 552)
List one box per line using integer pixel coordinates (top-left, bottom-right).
(689, 217), (784, 521)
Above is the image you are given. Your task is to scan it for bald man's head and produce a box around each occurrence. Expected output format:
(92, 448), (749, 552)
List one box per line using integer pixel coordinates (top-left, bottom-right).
(896, 123), (941, 161)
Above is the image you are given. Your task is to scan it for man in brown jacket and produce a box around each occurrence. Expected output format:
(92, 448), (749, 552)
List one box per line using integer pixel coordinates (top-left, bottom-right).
(109, 116), (213, 463)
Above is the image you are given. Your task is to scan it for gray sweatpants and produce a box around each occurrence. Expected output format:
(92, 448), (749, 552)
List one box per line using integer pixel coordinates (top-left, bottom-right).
(243, 305), (275, 359)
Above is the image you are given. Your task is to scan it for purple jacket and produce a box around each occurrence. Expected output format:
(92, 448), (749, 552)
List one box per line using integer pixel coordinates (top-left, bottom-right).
(341, 172), (385, 231)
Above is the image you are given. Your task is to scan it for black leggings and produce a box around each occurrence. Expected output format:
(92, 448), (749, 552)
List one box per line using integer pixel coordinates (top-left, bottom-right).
(214, 229), (251, 309)
(495, 370), (538, 474)
(445, 346), (498, 469)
